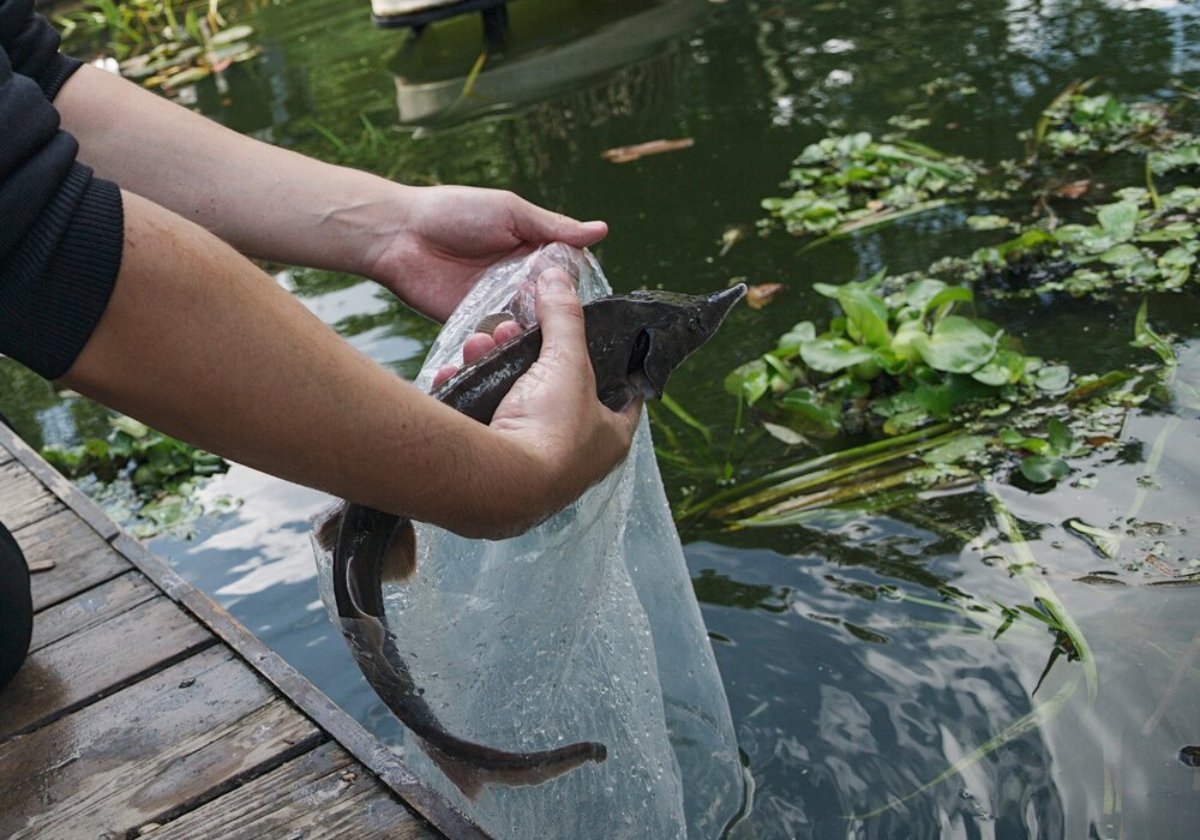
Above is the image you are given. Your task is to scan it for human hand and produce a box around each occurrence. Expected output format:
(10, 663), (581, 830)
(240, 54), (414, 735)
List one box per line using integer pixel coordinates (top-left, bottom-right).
(430, 319), (525, 390)
(367, 185), (607, 323)
(477, 268), (641, 534)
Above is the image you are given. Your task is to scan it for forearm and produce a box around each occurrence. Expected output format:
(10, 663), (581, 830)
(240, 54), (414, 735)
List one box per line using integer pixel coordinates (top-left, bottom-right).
(61, 190), (525, 536)
(53, 65), (404, 278)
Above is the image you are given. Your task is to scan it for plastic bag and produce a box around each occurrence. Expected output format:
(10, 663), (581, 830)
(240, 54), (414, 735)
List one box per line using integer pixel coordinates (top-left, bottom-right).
(315, 243), (745, 838)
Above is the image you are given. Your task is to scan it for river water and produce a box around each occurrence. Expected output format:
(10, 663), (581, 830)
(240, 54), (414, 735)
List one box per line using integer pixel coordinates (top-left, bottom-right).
(5, 0), (1200, 836)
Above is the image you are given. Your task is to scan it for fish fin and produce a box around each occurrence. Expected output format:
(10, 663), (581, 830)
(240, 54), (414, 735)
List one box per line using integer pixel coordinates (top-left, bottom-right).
(383, 519), (418, 582)
(425, 745), (486, 801)
(314, 503), (345, 553)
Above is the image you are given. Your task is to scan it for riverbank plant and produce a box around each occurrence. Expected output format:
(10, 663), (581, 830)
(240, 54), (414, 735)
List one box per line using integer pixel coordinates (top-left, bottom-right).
(57, 0), (259, 95)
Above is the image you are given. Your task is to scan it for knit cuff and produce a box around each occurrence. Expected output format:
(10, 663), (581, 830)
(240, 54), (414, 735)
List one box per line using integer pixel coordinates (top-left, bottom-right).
(41, 51), (82, 100)
(3, 166), (124, 379)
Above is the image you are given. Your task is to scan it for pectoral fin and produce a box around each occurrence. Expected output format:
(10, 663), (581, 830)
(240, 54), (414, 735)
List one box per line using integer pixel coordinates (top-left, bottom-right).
(385, 519), (418, 583)
(315, 503), (345, 554)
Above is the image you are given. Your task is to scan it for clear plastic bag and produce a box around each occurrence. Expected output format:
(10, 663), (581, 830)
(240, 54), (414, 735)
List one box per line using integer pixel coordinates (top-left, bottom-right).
(315, 243), (745, 838)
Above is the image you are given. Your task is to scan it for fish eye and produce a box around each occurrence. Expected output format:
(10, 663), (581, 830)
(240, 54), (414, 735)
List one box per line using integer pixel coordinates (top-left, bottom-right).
(688, 317), (702, 332)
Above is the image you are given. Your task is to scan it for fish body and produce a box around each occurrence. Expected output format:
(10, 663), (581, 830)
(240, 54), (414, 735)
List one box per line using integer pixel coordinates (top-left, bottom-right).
(317, 284), (745, 795)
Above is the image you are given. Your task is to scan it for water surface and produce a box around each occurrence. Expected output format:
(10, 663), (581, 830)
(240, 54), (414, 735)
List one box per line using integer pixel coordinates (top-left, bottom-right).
(6, 0), (1200, 836)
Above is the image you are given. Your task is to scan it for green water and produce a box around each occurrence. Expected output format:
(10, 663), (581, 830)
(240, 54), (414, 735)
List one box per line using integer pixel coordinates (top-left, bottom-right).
(6, 0), (1200, 836)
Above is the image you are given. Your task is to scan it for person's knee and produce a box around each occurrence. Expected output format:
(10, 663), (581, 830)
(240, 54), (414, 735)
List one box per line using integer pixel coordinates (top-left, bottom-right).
(0, 521), (33, 690)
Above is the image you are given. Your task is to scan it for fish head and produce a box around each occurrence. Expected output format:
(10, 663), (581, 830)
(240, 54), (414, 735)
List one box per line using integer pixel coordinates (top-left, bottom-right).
(627, 283), (747, 399)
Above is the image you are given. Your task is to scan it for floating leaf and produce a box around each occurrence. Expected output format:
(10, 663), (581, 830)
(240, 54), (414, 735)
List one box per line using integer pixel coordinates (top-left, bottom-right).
(746, 283), (785, 310)
(1035, 364), (1072, 392)
(601, 137), (695, 163)
(799, 337), (876, 373)
(967, 215), (1010, 231)
(1132, 300), (1175, 367)
(1065, 517), (1121, 559)
(762, 422), (810, 446)
(912, 316), (999, 374)
(724, 359), (770, 404)
(1020, 455), (1071, 484)
(1096, 200), (1139, 243)
(920, 434), (990, 465)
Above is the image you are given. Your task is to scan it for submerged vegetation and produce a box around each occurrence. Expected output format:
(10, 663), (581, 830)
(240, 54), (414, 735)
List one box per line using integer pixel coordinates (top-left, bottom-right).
(42, 415), (233, 538)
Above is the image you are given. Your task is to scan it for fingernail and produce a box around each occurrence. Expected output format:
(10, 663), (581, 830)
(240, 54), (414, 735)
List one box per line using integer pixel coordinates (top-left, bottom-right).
(538, 268), (575, 293)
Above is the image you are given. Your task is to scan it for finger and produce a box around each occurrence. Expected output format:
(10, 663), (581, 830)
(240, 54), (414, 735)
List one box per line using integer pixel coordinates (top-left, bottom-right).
(432, 364), (458, 388)
(534, 268), (588, 371)
(462, 332), (498, 365)
(491, 320), (523, 345)
(510, 196), (608, 248)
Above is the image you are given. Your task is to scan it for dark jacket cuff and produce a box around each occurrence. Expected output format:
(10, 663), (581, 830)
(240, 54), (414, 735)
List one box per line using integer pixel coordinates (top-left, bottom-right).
(1, 165), (123, 379)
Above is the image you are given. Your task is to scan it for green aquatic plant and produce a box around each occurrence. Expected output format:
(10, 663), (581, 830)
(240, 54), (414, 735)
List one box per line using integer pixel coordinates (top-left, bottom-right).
(1028, 85), (1171, 159)
(977, 185), (1200, 298)
(760, 132), (978, 246)
(998, 417), (1083, 486)
(724, 269), (1066, 439)
(58, 0), (258, 95)
(42, 414), (230, 538)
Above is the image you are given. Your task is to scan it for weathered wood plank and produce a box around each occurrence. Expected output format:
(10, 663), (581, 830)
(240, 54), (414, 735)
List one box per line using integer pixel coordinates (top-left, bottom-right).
(0, 647), (324, 840)
(111, 532), (486, 839)
(0, 424), (120, 541)
(152, 741), (437, 840)
(0, 459), (62, 532)
(29, 571), (158, 653)
(13, 507), (133, 612)
(0, 593), (214, 739)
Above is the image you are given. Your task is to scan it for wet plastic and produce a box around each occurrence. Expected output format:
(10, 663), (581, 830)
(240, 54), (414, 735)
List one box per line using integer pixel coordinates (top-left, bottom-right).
(315, 243), (745, 838)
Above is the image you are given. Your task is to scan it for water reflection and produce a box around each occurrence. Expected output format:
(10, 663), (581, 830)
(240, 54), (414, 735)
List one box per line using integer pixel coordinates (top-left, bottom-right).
(386, 0), (710, 127)
(688, 541), (1068, 837)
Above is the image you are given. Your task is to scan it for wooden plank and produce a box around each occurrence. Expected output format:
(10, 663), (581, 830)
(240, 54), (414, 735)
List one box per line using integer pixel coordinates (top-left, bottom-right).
(13, 508), (133, 612)
(0, 424), (119, 541)
(0, 459), (62, 532)
(152, 741), (437, 840)
(0, 647), (324, 840)
(29, 571), (158, 653)
(0, 412), (471, 838)
(0, 594), (214, 740)
(110, 532), (487, 840)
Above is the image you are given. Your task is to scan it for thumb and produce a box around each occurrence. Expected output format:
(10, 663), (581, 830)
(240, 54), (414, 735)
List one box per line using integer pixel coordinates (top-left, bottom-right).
(535, 268), (590, 369)
(512, 198), (608, 248)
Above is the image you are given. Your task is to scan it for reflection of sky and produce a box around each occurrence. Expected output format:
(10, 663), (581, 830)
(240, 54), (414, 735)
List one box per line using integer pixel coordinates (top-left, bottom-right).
(187, 465), (330, 598)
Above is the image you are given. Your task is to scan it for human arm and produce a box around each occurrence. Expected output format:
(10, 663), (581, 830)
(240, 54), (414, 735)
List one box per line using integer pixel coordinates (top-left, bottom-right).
(60, 192), (639, 538)
(52, 64), (605, 321)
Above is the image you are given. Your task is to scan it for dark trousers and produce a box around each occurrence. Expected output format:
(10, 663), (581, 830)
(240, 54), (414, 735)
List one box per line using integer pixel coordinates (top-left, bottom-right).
(0, 520), (32, 689)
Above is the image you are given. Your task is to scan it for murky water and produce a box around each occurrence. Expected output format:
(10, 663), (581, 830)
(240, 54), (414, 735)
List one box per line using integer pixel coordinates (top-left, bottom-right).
(6, 0), (1200, 836)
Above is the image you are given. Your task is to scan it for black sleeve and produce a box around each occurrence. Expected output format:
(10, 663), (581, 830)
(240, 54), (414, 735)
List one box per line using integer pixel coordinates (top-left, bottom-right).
(0, 0), (124, 380)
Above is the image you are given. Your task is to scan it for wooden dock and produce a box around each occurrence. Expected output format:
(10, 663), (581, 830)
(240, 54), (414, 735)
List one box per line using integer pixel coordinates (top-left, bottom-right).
(0, 423), (484, 839)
